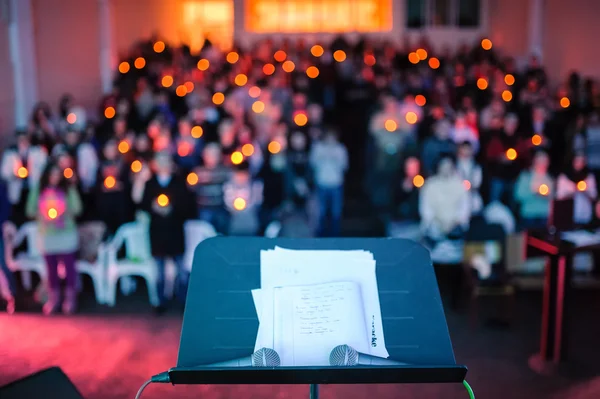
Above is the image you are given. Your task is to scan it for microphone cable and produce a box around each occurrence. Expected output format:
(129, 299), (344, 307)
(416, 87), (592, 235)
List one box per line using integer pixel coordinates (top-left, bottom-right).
(134, 371), (170, 399)
(463, 380), (475, 399)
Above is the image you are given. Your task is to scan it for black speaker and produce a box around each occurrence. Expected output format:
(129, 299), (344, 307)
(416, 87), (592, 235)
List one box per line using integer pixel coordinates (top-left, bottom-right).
(0, 367), (84, 399)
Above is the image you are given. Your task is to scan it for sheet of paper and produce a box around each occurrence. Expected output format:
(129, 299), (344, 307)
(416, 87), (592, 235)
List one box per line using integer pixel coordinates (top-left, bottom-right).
(256, 249), (388, 358)
(562, 230), (600, 246)
(273, 282), (368, 366)
(254, 287), (275, 352)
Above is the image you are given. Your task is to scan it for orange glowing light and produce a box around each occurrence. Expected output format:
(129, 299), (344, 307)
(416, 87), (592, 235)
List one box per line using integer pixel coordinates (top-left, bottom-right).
(17, 167), (28, 178)
(176, 85), (187, 97)
(197, 58), (210, 71)
(263, 63), (276, 75)
(385, 120), (397, 132)
(226, 52), (239, 64)
(560, 97), (570, 108)
(405, 112), (418, 125)
(294, 113), (308, 126)
(249, 86), (261, 98)
(48, 208), (58, 220)
(282, 60), (295, 72)
(134, 57), (146, 69)
(413, 175), (425, 188)
(157, 194), (169, 207)
(104, 176), (116, 189)
(212, 92), (225, 105)
(408, 52), (419, 64)
(235, 74), (248, 86)
(66, 113), (77, 124)
(502, 90), (513, 102)
(306, 66), (320, 79)
(233, 197), (247, 211)
(506, 148), (517, 160)
(463, 180), (472, 191)
(153, 41), (165, 53)
(268, 141), (281, 154)
(274, 50), (287, 62)
(104, 106), (116, 119)
(333, 50), (346, 62)
(252, 101), (265, 113)
(428, 57), (440, 69)
(416, 48), (428, 60)
(311, 45), (324, 57)
(187, 172), (199, 186)
(505, 74), (515, 86)
(481, 39), (493, 50)
(578, 181), (587, 191)
(63, 168), (74, 179)
(242, 144), (255, 157)
(118, 62), (130, 74)
(415, 95), (426, 107)
(364, 54), (376, 66)
(477, 78), (488, 90)
(538, 184), (549, 196)
(532, 134), (543, 146)
(231, 151), (244, 165)
(161, 75), (173, 88)
(191, 126), (203, 138)
(131, 160), (142, 173)
(118, 140), (130, 154)
(184, 81), (195, 93)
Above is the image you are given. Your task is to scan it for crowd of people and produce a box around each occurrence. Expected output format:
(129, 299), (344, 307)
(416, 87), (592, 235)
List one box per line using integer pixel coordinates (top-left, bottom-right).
(1, 34), (600, 316)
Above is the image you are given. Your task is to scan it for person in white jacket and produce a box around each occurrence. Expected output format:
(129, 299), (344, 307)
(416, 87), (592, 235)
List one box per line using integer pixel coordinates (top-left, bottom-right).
(556, 152), (598, 225)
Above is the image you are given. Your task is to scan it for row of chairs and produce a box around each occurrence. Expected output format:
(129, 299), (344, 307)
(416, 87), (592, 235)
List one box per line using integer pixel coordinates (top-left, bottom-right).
(2, 216), (218, 306)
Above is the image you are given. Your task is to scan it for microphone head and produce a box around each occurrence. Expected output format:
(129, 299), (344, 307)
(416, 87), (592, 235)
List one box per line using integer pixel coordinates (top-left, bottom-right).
(329, 345), (358, 366)
(252, 348), (281, 367)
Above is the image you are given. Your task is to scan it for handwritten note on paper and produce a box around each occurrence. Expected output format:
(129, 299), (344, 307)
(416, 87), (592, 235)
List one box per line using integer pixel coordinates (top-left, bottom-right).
(273, 282), (368, 366)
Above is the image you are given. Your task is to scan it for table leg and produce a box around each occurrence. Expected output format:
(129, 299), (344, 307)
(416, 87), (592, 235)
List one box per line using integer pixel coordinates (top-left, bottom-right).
(310, 384), (319, 399)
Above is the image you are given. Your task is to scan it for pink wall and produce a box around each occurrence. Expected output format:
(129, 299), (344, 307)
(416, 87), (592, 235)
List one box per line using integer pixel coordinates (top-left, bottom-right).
(543, 0), (600, 83)
(32, 0), (102, 113)
(488, 0), (530, 59)
(0, 22), (15, 145)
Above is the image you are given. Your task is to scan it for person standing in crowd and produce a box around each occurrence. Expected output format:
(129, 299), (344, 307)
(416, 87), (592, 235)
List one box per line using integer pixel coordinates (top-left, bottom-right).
(0, 179), (18, 314)
(193, 143), (231, 233)
(556, 152), (598, 225)
(421, 119), (456, 176)
(26, 161), (82, 315)
(310, 129), (348, 237)
(141, 152), (193, 313)
(456, 141), (483, 214)
(514, 150), (554, 230)
(396, 156), (422, 222)
(224, 161), (264, 235)
(419, 155), (470, 243)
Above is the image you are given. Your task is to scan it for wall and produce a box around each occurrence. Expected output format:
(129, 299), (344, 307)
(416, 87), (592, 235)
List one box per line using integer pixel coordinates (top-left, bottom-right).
(488, 0), (530, 60)
(32, 0), (102, 113)
(0, 20), (15, 145)
(543, 0), (600, 83)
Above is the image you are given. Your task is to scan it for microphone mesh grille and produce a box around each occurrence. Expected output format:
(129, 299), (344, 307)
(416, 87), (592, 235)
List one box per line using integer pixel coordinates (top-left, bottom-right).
(329, 345), (358, 366)
(252, 348), (281, 367)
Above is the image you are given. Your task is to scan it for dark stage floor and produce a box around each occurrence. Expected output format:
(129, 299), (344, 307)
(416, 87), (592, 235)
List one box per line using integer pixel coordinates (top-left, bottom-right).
(1, 280), (600, 399)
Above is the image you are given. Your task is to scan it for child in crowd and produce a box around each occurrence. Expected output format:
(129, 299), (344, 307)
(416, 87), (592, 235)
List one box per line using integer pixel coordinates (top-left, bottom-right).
(514, 150), (554, 230)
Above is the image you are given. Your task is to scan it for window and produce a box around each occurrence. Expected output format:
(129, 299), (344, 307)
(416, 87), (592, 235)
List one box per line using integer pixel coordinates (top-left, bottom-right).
(246, 0), (393, 33)
(406, 0), (480, 28)
(182, 1), (234, 52)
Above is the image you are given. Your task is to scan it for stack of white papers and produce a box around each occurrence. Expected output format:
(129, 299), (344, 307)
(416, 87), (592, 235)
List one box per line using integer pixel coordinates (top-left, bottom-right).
(562, 230), (600, 247)
(252, 247), (388, 367)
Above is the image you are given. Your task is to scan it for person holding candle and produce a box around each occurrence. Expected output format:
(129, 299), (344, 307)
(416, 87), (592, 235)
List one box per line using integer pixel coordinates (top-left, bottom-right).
(25, 161), (82, 315)
(395, 156), (422, 222)
(556, 152), (598, 225)
(140, 152), (194, 313)
(223, 161), (264, 236)
(421, 119), (456, 176)
(456, 141), (483, 214)
(514, 150), (554, 230)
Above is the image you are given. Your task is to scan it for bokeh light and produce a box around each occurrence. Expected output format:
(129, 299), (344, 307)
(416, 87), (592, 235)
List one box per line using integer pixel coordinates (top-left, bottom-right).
(67, 113), (77, 124)
(17, 167), (28, 178)
(306, 66), (320, 79)
(184, 81), (195, 93)
(235, 74), (248, 86)
(118, 140), (130, 154)
(477, 78), (488, 90)
(294, 113), (308, 126)
(311, 45), (324, 57)
(153, 41), (165, 53)
(408, 52), (419, 64)
(191, 126), (203, 138)
(560, 97), (570, 108)
(385, 120), (397, 132)
(268, 141), (281, 154)
(131, 160), (142, 173)
(506, 148), (517, 160)
(532, 134), (542, 146)
(463, 180), (472, 191)
(226, 52), (239, 64)
(157, 194), (169, 207)
(161, 75), (173, 88)
(212, 92), (225, 105)
(231, 151), (244, 165)
(233, 197), (247, 211)
(119, 62), (130, 74)
(413, 175), (425, 188)
(176, 85), (187, 97)
(481, 39), (493, 50)
(242, 144), (255, 157)
(505, 74), (515, 86)
(274, 50), (287, 62)
(134, 57), (146, 69)
(263, 63), (275, 75)
(578, 181), (587, 191)
(282, 60), (295, 72)
(249, 86), (261, 98)
(104, 176), (116, 189)
(538, 184), (549, 196)
(63, 168), (74, 179)
(197, 59), (210, 71)
(364, 54), (376, 66)
(415, 95), (427, 107)
(405, 112), (418, 124)
(502, 90), (513, 102)
(104, 106), (116, 119)
(416, 48), (428, 60)
(48, 208), (58, 220)
(428, 57), (440, 69)
(333, 50), (346, 62)
(252, 101), (265, 113)
(187, 172), (199, 186)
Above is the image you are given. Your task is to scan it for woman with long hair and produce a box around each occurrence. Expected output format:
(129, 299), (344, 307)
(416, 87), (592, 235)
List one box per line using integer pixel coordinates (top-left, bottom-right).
(26, 161), (82, 315)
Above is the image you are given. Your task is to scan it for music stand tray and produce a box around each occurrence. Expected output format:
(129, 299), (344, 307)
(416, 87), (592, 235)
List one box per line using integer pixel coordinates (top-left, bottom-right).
(170, 237), (467, 385)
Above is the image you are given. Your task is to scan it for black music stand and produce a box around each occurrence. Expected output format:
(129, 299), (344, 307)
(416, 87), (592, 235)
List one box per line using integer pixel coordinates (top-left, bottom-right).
(168, 237), (467, 396)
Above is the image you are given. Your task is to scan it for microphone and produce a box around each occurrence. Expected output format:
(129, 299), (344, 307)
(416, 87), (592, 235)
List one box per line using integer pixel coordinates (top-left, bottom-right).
(329, 345), (407, 366)
(207, 348), (281, 367)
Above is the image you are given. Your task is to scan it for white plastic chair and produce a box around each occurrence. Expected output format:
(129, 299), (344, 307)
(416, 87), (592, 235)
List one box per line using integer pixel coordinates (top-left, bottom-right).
(3, 222), (46, 290)
(104, 221), (160, 307)
(183, 220), (218, 273)
(76, 248), (107, 304)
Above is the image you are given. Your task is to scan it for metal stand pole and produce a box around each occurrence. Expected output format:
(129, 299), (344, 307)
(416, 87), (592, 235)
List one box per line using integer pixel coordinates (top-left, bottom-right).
(310, 384), (319, 399)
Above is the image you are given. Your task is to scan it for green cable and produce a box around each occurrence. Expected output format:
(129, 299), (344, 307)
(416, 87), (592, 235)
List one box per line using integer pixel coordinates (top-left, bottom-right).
(463, 380), (475, 399)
